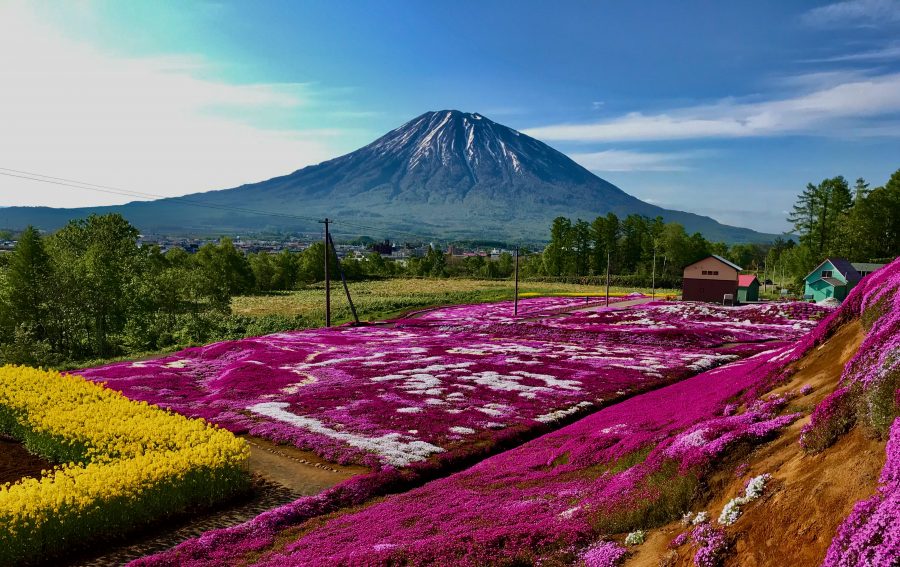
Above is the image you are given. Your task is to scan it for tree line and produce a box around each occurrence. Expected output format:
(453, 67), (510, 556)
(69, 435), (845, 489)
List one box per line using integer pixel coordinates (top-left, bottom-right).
(0, 215), (340, 367)
(782, 169), (900, 275)
(524, 213), (785, 287)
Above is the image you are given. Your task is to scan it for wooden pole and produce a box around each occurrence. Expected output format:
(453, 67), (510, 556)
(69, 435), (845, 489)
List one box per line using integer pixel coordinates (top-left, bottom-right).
(605, 251), (610, 307)
(514, 246), (520, 316)
(651, 246), (657, 300)
(320, 218), (331, 327)
(328, 233), (359, 324)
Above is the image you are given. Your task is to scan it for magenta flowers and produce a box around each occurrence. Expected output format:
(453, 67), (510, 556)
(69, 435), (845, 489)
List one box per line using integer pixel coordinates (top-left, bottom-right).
(79, 296), (820, 471)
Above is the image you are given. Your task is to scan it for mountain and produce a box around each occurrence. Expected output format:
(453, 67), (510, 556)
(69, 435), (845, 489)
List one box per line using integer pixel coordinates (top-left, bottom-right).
(0, 110), (777, 243)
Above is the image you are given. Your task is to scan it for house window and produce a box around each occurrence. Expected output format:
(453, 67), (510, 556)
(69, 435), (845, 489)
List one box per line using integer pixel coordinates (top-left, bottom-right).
(822, 270), (833, 278)
(701, 270), (719, 276)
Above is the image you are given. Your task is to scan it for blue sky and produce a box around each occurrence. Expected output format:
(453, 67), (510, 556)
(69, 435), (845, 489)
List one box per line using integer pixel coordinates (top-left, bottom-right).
(2, 0), (900, 233)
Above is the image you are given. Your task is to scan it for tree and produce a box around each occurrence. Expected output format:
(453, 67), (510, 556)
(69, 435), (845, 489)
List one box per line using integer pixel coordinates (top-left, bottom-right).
(2, 226), (50, 335)
(619, 215), (648, 273)
(571, 219), (592, 276)
(195, 238), (255, 301)
(543, 217), (573, 276)
(853, 177), (870, 205)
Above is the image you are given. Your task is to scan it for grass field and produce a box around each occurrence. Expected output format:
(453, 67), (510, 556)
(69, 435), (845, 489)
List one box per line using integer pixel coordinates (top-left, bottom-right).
(231, 278), (678, 325)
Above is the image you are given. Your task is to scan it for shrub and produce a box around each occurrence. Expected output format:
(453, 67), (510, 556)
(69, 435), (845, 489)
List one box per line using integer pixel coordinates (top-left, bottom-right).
(799, 387), (857, 453)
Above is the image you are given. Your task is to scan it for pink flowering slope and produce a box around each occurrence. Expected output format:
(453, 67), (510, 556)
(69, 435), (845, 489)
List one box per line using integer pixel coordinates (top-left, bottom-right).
(134, 345), (802, 567)
(79, 297), (821, 470)
(807, 257), (900, 567)
(822, 417), (899, 567)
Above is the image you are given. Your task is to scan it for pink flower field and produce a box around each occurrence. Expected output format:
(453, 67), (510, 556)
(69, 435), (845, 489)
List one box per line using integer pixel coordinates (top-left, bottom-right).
(134, 260), (900, 567)
(79, 296), (827, 470)
(131, 320), (820, 567)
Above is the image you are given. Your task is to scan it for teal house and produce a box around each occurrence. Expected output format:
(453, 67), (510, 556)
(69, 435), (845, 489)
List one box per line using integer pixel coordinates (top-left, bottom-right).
(803, 258), (861, 302)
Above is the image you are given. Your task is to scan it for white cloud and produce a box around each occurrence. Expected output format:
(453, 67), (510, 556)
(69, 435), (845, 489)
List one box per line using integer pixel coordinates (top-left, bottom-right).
(523, 72), (900, 143)
(568, 150), (704, 172)
(0, 2), (344, 208)
(802, 0), (900, 27)
(806, 42), (900, 62)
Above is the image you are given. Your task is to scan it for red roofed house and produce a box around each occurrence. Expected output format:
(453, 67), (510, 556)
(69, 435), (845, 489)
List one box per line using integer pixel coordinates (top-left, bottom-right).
(682, 255), (742, 303)
(737, 274), (760, 303)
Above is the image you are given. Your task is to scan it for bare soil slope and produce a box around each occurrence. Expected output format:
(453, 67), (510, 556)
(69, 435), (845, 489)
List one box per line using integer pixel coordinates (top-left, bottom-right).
(627, 320), (887, 567)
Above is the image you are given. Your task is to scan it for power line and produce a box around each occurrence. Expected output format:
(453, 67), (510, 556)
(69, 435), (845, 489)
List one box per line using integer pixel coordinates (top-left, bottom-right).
(0, 166), (513, 246)
(0, 168), (324, 225)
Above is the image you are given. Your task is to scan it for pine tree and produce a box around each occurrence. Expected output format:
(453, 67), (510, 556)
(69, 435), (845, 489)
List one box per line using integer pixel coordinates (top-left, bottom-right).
(4, 226), (51, 337)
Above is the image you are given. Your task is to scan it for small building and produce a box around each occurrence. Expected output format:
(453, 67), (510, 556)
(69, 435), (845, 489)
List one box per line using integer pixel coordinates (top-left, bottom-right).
(682, 255), (742, 303)
(851, 262), (886, 278)
(803, 258), (861, 302)
(737, 274), (760, 303)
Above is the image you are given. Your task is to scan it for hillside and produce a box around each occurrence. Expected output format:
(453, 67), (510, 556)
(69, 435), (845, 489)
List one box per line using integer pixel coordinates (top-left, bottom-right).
(1, 111), (778, 243)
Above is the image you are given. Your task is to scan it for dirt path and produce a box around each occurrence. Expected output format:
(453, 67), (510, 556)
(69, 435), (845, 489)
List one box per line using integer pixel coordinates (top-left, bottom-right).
(0, 437), (53, 485)
(561, 296), (656, 313)
(626, 320), (885, 567)
(68, 437), (367, 567)
(245, 436), (368, 494)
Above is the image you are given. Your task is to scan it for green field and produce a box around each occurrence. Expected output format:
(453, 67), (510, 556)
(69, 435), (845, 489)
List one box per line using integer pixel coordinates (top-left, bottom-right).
(231, 278), (677, 325)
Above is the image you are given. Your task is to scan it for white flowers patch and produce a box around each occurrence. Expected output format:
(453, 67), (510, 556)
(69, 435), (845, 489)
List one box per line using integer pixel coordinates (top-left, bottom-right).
(535, 401), (593, 424)
(476, 403), (511, 417)
(449, 426), (475, 435)
(510, 370), (581, 391)
(718, 473), (771, 526)
(249, 402), (444, 467)
(164, 359), (188, 369)
(625, 530), (646, 546)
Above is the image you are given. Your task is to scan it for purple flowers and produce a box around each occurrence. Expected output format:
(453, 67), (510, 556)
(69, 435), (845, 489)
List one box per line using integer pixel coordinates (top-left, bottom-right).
(582, 541), (628, 566)
(691, 524), (728, 567)
(101, 286), (877, 567)
(79, 297), (817, 471)
(799, 387), (856, 453)
(135, 342), (805, 566)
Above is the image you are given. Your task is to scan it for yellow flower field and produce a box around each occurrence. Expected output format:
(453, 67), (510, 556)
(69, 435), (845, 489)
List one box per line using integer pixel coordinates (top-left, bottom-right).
(0, 365), (250, 565)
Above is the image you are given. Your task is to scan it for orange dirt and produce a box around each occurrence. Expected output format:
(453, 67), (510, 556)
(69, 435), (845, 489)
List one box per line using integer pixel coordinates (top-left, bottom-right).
(244, 436), (369, 496)
(626, 319), (888, 567)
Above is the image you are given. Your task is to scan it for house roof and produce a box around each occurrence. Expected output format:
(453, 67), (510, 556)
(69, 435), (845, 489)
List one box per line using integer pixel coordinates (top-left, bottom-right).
(820, 277), (847, 287)
(805, 257), (861, 283)
(738, 274), (759, 287)
(851, 262), (885, 273)
(710, 255), (743, 272)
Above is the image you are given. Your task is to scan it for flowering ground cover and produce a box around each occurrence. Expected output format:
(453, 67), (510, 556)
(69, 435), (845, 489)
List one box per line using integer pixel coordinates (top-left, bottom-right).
(135, 340), (805, 566)
(129, 263), (900, 566)
(790, 258), (900, 567)
(0, 365), (250, 565)
(79, 296), (822, 472)
(399, 293), (642, 324)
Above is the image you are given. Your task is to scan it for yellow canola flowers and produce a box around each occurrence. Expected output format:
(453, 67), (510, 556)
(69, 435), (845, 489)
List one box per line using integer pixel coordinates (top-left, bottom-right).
(0, 365), (250, 565)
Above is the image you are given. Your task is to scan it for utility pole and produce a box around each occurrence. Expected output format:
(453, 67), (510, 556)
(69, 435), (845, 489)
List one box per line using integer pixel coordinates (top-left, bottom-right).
(651, 245), (657, 300)
(514, 246), (520, 316)
(328, 232), (360, 325)
(320, 218), (331, 327)
(605, 251), (611, 307)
